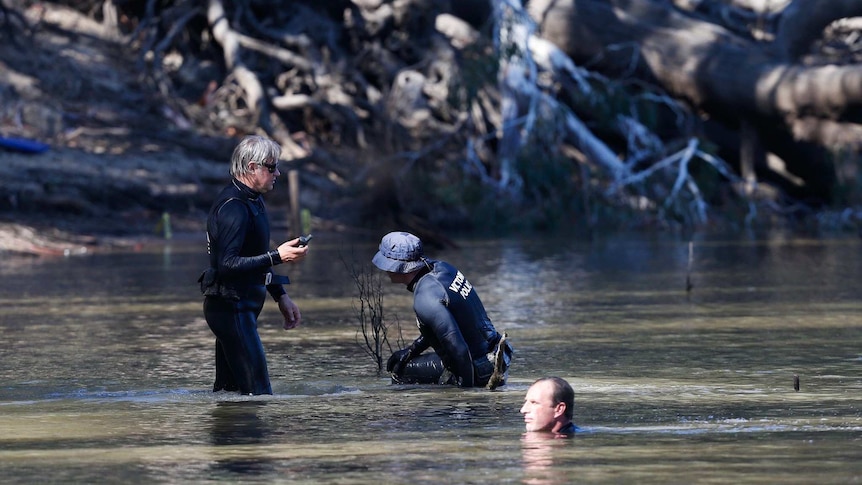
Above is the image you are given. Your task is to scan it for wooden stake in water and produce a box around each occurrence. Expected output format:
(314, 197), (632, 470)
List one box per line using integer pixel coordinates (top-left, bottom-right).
(288, 169), (301, 234)
(686, 241), (693, 292)
(156, 211), (172, 240)
(301, 208), (312, 235)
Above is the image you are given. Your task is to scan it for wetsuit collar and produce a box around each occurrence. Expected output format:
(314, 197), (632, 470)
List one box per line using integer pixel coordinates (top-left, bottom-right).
(556, 421), (579, 434)
(406, 264), (432, 292)
(232, 178), (261, 200)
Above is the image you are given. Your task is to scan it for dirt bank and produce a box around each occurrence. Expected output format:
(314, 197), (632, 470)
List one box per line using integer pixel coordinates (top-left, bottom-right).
(0, 3), (325, 255)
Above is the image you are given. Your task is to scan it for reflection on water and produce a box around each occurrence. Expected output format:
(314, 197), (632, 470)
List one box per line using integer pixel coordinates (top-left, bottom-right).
(521, 432), (574, 485)
(208, 401), (274, 476)
(0, 232), (861, 483)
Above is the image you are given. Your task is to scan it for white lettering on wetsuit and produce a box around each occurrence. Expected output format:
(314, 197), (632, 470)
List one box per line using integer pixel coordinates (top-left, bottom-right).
(448, 271), (473, 299)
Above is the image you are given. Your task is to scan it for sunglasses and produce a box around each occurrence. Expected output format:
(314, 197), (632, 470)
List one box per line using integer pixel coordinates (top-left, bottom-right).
(260, 161), (279, 174)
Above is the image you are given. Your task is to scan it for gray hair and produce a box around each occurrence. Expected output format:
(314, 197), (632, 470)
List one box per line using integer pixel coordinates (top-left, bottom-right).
(229, 135), (282, 177)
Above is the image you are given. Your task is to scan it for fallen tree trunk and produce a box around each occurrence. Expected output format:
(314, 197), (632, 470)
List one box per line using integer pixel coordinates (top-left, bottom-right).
(4, 0), (862, 235)
(526, 0), (855, 203)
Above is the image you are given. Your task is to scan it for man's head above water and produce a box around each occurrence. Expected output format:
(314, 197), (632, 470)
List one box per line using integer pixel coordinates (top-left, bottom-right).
(520, 377), (575, 434)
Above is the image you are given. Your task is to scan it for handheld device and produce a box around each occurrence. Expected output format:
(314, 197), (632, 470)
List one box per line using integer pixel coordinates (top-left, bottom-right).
(298, 234), (313, 247)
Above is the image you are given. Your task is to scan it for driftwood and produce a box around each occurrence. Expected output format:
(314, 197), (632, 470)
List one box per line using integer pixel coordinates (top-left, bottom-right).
(3, 0), (862, 239)
(0, 223), (91, 256)
(525, 0), (862, 205)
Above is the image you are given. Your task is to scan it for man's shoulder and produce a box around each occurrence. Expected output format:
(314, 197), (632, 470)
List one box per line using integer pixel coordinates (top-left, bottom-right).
(412, 273), (451, 316)
(413, 276), (446, 300)
(431, 259), (455, 272)
(414, 264), (450, 293)
(214, 196), (249, 214)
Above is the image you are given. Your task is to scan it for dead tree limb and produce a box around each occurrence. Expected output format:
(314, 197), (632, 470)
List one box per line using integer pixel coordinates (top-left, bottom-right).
(206, 0), (263, 121)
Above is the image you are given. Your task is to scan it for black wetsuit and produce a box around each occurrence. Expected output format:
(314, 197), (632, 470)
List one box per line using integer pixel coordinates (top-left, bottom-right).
(201, 179), (286, 395)
(397, 260), (507, 387)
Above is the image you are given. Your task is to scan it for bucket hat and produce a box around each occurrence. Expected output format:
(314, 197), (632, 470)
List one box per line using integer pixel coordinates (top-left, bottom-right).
(372, 231), (427, 273)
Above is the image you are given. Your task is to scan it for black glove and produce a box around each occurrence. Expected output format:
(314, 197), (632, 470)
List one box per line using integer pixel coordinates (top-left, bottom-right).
(386, 348), (414, 376)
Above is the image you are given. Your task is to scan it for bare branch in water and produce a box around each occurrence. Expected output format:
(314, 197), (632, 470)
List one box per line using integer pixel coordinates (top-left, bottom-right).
(340, 251), (404, 375)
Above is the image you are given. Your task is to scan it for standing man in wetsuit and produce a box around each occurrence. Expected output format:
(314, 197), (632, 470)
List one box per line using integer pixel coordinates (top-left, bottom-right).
(199, 135), (308, 395)
(373, 231), (513, 387)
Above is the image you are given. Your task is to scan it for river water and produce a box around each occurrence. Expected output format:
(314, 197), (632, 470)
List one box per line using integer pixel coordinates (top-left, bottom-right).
(0, 231), (860, 484)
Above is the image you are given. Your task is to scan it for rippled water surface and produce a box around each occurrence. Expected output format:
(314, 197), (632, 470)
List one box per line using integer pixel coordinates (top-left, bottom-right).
(1, 232), (860, 484)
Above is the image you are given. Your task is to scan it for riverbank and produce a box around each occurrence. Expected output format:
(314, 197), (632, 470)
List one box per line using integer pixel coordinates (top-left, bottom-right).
(0, 143), (374, 257)
(0, 141), (218, 256)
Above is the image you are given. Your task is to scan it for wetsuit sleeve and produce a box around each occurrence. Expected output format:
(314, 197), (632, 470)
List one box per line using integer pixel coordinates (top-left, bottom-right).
(414, 286), (475, 387)
(214, 200), (275, 276)
(266, 281), (286, 301)
(409, 334), (430, 355)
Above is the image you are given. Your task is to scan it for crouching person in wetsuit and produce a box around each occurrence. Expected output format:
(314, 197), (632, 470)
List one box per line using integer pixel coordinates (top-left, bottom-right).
(199, 135), (308, 395)
(372, 231), (513, 388)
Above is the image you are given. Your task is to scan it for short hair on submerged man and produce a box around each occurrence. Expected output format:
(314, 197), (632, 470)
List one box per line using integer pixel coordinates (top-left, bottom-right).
(535, 376), (574, 420)
(230, 135), (282, 177)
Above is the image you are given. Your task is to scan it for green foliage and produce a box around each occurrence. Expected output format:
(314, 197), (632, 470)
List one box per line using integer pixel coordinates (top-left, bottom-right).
(449, 43), (499, 109)
(422, 154), (585, 232)
(688, 156), (727, 205)
(396, 27), (758, 233)
(828, 146), (862, 206)
(461, 181), (522, 233)
(301, 208), (312, 235)
(513, 148), (579, 229)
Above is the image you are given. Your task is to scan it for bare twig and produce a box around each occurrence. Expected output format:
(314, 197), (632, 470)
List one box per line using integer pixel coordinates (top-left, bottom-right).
(340, 252), (403, 374)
